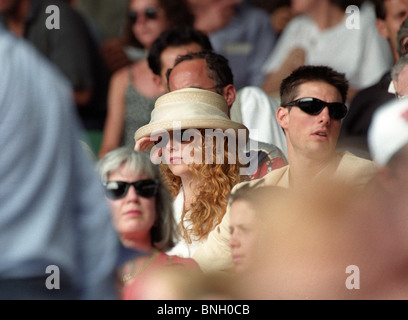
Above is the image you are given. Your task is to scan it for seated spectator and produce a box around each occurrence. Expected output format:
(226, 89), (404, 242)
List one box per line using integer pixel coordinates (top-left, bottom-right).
(367, 97), (408, 245)
(147, 27), (288, 159)
(0, 26), (124, 300)
(186, 0), (277, 90)
(73, 0), (132, 74)
(134, 88), (251, 258)
(97, 147), (200, 300)
(238, 93), (408, 300)
(228, 185), (286, 274)
(98, 0), (194, 158)
(253, 0), (294, 38)
(164, 50), (288, 174)
(0, 0), (111, 155)
(391, 54), (408, 99)
(339, 1), (408, 158)
(193, 65), (378, 274)
(147, 24), (213, 92)
(262, 0), (393, 104)
(397, 17), (408, 57)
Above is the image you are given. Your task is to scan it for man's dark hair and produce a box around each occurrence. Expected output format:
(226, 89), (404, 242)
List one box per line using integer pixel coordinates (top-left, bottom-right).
(371, 0), (386, 20)
(280, 65), (349, 106)
(329, 0), (364, 10)
(148, 25), (213, 75)
(166, 50), (234, 94)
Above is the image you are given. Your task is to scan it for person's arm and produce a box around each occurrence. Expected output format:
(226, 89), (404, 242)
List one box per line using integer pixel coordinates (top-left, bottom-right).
(192, 181), (252, 274)
(262, 47), (305, 95)
(192, 208), (235, 274)
(98, 69), (127, 158)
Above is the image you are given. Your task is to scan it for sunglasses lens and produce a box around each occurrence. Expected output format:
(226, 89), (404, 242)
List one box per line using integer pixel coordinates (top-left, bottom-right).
(104, 181), (128, 199)
(329, 103), (348, 120)
(135, 179), (159, 198)
(129, 8), (157, 24)
(145, 7), (158, 19)
(297, 99), (324, 115)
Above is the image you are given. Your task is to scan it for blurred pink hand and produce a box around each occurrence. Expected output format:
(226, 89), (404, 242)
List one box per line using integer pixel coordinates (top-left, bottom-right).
(134, 137), (162, 164)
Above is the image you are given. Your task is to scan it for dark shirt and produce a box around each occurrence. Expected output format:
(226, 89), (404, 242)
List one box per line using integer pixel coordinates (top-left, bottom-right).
(338, 72), (397, 156)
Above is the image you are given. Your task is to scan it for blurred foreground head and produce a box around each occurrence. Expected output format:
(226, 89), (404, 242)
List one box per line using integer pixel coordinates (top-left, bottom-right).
(235, 176), (408, 300)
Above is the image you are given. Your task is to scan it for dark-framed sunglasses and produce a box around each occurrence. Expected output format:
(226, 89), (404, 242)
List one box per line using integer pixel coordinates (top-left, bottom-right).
(103, 179), (159, 200)
(284, 97), (348, 120)
(128, 7), (158, 24)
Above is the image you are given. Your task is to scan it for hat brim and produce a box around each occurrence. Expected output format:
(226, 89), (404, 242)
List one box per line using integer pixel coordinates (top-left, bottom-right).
(134, 119), (249, 147)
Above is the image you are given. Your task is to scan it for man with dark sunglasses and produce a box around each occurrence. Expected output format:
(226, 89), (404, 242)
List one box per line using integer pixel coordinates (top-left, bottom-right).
(272, 65), (375, 190)
(193, 65), (378, 275)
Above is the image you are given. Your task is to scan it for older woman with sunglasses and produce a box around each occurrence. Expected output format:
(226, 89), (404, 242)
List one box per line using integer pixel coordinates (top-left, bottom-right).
(97, 147), (199, 299)
(98, 0), (194, 158)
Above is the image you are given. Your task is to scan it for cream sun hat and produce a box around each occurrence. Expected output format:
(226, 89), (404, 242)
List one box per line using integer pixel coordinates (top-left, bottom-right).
(134, 88), (249, 143)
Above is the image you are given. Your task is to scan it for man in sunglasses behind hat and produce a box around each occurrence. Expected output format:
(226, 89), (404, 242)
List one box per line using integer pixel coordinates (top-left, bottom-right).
(193, 65), (377, 274)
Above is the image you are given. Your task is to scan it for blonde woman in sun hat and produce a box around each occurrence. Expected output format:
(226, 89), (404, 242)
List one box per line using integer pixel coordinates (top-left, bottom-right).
(134, 87), (251, 259)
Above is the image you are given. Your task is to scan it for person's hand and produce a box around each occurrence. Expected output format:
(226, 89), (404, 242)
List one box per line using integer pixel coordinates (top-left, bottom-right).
(282, 47), (306, 74)
(134, 137), (162, 164)
(262, 47), (306, 95)
(134, 136), (153, 152)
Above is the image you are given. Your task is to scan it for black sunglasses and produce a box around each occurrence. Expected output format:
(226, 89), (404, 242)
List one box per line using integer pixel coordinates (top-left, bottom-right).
(128, 7), (158, 24)
(284, 97), (348, 120)
(103, 179), (159, 200)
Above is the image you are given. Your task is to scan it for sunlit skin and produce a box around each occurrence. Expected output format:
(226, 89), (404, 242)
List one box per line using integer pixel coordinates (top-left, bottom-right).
(395, 64), (408, 97)
(167, 58), (236, 110)
(129, 0), (170, 50)
(377, 0), (408, 62)
(160, 130), (202, 211)
(159, 43), (204, 90)
(229, 199), (259, 274)
(160, 131), (200, 181)
(290, 0), (344, 30)
(277, 81), (342, 163)
(107, 164), (156, 252)
(291, 0), (321, 15)
(168, 59), (219, 93)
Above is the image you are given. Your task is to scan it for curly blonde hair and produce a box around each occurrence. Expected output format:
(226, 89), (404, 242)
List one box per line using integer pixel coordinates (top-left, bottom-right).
(160, 129), (250, 243)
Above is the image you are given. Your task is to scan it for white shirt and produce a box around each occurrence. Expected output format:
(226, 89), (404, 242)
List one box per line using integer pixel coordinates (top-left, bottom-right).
(231, 86), (288, 157)
(166, 188), (205, 258)
(262, 12), (393, 90)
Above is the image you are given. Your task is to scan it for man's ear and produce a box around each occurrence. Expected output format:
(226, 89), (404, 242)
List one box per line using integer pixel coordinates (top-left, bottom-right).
(222, 84), (236, 108)
(276, 106), (289, 130)
(153, 74), (166, 93)
(376, 18), (389, 39)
